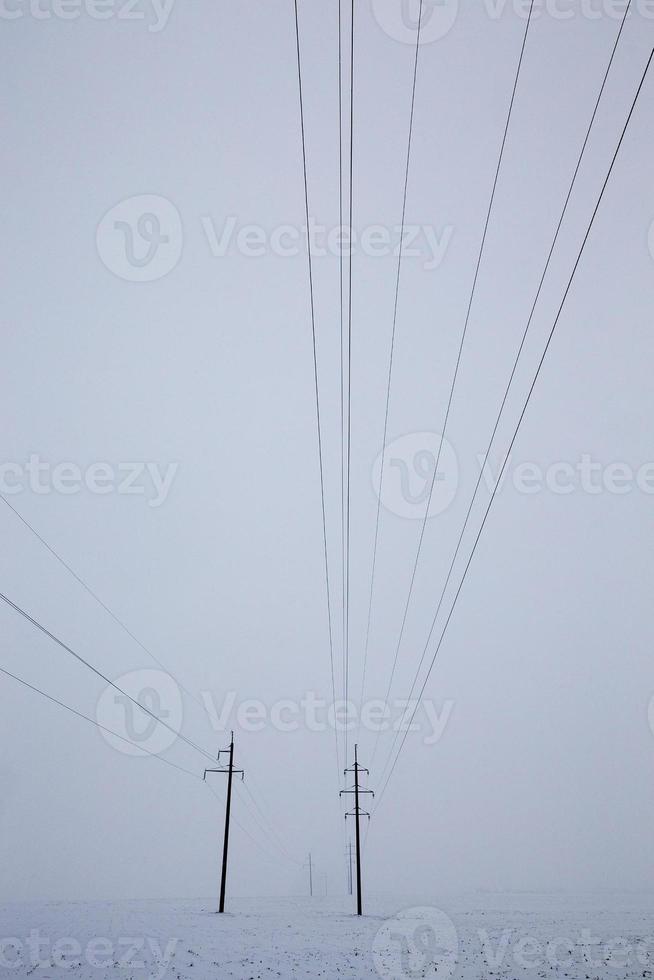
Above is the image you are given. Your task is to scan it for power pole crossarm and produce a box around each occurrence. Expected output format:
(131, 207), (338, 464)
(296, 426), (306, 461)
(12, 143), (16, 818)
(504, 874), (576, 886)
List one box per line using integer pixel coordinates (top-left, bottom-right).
(203, 732), (245, 914)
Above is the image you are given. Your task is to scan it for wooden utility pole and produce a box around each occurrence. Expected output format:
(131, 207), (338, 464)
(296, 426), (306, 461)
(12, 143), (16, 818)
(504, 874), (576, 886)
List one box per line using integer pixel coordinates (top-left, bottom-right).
(203, 732), (244, 913)
(340, 745), (373, 916)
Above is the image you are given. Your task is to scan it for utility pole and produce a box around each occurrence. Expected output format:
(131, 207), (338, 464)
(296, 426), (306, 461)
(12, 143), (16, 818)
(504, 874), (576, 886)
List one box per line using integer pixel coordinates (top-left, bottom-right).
(203, 732), (244, 914)
(305, 852), (313, 897)
(340, 745), (374, 916)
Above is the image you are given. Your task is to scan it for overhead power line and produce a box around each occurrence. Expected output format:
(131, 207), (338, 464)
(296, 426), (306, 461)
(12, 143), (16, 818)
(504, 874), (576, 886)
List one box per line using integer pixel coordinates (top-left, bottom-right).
(370, 0), (536, 769)
(338, 0), (347, 792)
(375, 0), (633, 787)
(0, 662), (305, 875)
(359, 0), (424, 724)
(344, 0), (355, 773)
(205, 782), (300, 870)
(375, 45), (654, 811)
(240, 780), (303, 867)
(292, 0), (340, 779)
(0, 590), (217, 763)
(0, 665), (201, 780)
(0, 494), (203, 709)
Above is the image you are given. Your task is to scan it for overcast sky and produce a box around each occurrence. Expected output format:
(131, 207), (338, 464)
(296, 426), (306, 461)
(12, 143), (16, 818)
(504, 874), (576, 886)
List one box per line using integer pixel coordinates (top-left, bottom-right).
(1, 0), (654, 904)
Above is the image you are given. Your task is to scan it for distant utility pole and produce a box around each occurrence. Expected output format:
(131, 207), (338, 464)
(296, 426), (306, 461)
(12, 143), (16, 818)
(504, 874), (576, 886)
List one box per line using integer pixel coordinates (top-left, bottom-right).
(340, 745), (374, 916)
(203, 731), (244, 914)
(305, 852), (313, 897)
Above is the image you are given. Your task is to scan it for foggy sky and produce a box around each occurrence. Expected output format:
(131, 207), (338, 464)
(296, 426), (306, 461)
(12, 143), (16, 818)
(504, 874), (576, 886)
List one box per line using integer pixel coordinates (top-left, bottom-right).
(1, 0), (654, 903)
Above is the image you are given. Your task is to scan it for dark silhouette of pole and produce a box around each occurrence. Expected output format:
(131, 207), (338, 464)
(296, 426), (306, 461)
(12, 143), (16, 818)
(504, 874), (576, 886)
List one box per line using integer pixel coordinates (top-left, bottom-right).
(353, 746), (363, 914)
(340, 744), (373, 916)
(219, 736), (235, 914)
(307, 852), (313, 897)
(203, 732), (244, 914)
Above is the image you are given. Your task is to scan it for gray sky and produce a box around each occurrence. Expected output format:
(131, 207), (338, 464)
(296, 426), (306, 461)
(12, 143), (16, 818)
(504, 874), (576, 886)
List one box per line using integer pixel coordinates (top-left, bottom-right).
(1, 0), (654, 902)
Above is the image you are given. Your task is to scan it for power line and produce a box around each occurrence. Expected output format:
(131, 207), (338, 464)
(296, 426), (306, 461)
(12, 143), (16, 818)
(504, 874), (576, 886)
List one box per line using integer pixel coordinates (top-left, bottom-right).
(0, 664), (201, 781)
(0, 494), (203, 709)
(206, 782), (299, 870)
(2, 656), (303, 873)
(235, 743), (308, 861)
(374, 45), (654, 811)
(292, 0), (340, 780)
(240, 779), (303, 867)
(370, 0), (536, 769)
(236, 783), (302, 868)
(375, 0), (633, 787)
(359, 0), (424, 725)
(344, 0), (354, 774)
(338, 0), (348, 780)
(0, 590), (217, 763)
(338, 0), (347, 788)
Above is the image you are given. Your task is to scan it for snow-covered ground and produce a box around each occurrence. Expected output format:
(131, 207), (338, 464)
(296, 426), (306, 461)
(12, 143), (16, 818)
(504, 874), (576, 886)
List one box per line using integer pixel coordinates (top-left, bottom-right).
(1, 892), (653, 979)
